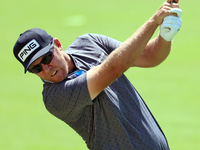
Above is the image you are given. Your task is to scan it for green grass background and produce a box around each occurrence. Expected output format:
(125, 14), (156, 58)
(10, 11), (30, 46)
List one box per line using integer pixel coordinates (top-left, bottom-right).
(0, 0), (199, 149)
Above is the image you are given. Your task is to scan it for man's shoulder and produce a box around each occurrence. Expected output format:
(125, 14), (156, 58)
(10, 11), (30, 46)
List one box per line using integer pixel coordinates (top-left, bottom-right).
(75, 33), (109, 41)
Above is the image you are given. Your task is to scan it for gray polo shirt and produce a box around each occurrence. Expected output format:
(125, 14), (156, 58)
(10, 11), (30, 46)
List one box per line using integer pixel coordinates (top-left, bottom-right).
(42, 34), (170, 150)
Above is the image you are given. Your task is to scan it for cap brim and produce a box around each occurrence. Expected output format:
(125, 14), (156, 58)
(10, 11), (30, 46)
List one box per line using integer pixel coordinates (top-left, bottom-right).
(24, 43), (51, 73)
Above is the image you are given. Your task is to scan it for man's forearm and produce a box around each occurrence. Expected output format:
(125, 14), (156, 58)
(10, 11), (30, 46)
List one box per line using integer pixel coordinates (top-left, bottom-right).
(148, 35), (172, 66)
(104, 18), (158, 75)
(133, 35), (172, 68)
(87, 19), (158, 100)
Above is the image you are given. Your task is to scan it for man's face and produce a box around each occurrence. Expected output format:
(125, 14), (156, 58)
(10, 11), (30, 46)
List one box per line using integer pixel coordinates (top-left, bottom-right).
(29, 41), (72, 83)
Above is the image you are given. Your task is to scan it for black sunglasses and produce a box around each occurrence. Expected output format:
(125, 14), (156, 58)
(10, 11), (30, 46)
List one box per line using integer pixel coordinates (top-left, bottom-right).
(28, 41), (54, 74)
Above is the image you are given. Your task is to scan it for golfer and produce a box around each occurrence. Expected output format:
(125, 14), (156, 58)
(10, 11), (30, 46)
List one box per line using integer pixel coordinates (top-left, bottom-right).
(13, 0), (182, 149)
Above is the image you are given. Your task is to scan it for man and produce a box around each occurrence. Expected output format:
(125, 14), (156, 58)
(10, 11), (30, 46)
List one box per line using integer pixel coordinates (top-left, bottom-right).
(13, 0), (182, 149)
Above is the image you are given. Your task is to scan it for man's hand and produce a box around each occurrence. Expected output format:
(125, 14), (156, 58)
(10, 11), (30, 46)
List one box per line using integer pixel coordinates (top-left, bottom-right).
(152, 0), (180, 26)
(160, 8), (182, 41)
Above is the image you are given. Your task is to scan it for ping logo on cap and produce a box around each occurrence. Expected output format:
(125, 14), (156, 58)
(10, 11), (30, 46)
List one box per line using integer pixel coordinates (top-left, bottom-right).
(18, 39), (40, 62)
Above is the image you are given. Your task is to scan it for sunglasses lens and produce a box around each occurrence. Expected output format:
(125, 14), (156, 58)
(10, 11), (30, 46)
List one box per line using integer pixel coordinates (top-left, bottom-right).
(29, 65), (43, 73)
(28, 43), (54, 74)
(42, 51), (53, 64)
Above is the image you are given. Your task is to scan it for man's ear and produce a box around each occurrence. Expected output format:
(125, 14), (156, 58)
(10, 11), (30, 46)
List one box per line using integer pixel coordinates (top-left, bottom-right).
(54, 38), (63, 51)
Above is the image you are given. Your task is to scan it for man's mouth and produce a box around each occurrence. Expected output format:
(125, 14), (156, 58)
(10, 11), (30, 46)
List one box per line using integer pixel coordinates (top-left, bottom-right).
(51, 70), (57, 76)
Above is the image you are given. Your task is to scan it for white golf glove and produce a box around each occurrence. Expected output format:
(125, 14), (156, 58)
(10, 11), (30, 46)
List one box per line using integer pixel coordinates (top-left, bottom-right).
(160, 8), (182, 41)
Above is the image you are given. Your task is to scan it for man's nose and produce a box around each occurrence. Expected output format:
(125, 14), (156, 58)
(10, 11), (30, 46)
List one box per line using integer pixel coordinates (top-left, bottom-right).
(42, 64), (51, 72)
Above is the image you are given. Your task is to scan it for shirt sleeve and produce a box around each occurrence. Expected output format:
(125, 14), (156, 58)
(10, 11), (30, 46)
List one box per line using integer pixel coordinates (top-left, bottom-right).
(42, 73), (93, 123)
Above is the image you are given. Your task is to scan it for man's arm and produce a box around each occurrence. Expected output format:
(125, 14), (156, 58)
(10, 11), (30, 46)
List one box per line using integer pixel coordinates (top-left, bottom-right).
(132, 35), (172, 67)
(133, 0), (181, 68)
(87, 0), (180, 100)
